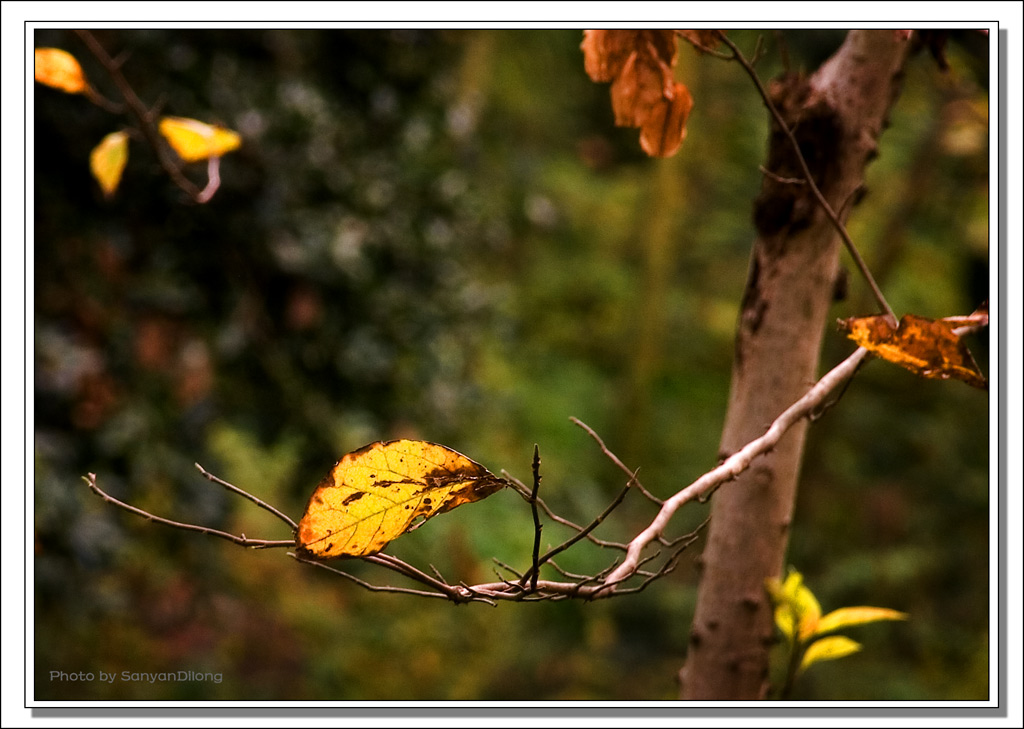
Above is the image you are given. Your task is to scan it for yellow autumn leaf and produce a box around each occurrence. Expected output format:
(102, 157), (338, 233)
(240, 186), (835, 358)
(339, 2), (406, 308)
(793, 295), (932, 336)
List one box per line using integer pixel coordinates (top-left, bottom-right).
(767, 570), (821, 640)
(35, 48), (89, 94)
(89, 131), (129, 198)
(812, 606), (908, 637)
(799, 635), (862, 673)
(158, 116), (241, 163)
(837, 313), (986, 389)
(296, 440), (507, 559)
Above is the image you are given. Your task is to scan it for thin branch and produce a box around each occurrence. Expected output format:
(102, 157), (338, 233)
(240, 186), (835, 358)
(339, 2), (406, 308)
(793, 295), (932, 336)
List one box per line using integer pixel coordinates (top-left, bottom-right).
(492, 558), (524, 579)
(663, 514), (712, 548)
(774, 30), (792, 74)
(545, 560), (596, 582)
(290, 553), (495, 605)
(365, 553), (463, 598)
(758, 165), (805, 186)
(194, 462), (297, 532)
(74, 29), (208, 203)
(603, 346), (872, 587)
(83, 473), (294, 550)
(525, 444), (543, 592)
(570, 417), (662, 504)
(716, 31), (898, 326)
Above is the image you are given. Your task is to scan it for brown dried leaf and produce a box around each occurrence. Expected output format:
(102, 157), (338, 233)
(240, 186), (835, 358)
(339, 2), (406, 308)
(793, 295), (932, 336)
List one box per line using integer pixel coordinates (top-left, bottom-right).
(639, 81), (693, 157)
(838, 313), (987, 389)
(581, 29), (633, 82)
(582, 29), (691, 158)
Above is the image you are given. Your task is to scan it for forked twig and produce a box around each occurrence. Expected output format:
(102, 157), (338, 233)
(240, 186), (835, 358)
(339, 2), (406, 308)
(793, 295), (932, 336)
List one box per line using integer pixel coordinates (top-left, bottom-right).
(83, 472), (294, 550)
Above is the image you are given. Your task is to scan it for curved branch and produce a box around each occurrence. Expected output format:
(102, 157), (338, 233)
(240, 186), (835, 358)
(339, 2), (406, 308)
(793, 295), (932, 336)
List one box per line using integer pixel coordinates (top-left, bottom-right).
(602, 346), (872, 587)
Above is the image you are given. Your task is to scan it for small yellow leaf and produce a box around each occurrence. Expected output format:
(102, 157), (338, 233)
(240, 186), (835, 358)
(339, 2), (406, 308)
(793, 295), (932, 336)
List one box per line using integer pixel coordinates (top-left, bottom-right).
(296, 440), (507, 558)
(35, 48), (89, 94)
(765, 577), (796, 640)
(767, 569), (821, 640)
(813, 606), (908, 637)
(793, 583), (822, 640)
(799, 635), (862, 673)
(89, 131), (129, 198)
(158, 116), (241, 163)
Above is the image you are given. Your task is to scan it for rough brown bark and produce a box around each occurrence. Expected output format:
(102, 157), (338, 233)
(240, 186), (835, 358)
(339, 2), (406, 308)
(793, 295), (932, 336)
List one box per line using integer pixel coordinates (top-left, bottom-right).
(679, 31), (913, 700)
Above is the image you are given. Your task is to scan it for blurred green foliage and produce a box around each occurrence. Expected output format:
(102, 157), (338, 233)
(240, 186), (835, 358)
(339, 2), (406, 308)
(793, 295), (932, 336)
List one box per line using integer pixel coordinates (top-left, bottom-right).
(33, 29), (989, 701)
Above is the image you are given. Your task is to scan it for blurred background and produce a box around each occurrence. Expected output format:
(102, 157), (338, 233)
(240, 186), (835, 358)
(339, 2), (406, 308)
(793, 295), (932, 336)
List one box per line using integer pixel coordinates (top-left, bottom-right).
(33, 29), (990, 701)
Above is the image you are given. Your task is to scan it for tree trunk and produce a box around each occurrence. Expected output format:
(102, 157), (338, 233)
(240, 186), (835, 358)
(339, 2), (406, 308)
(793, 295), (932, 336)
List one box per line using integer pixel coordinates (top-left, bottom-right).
(680, 30), (913, 700)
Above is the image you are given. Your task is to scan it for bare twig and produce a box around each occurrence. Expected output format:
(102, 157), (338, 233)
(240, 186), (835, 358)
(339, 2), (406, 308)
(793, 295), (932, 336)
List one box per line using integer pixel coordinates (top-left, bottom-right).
(492, 558), (524, 579)
(570, 417), (662, 504)
(194, 462), (297, 532)
(716, 31), (898, 326)
(526, 445), (543, 592)
(83, 473), (294, 550)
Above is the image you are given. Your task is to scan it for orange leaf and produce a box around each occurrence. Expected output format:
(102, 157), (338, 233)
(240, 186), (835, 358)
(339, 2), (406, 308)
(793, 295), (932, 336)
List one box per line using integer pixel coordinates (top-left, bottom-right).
(89, 131), (129, 198)
(838, 313), (987, 389)
(35, 48), (89, 94)
(296, 440), (507, 559)
(582, 30), (692, 158)
(158, 116), (241, 163)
